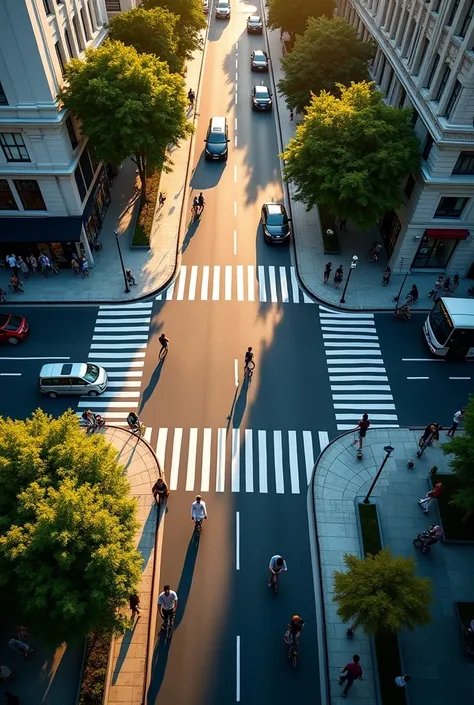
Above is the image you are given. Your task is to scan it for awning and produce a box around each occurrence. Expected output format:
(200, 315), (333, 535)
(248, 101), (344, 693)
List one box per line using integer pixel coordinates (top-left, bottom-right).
(0, 216), (82, 243)
(424, 228), (469, 240)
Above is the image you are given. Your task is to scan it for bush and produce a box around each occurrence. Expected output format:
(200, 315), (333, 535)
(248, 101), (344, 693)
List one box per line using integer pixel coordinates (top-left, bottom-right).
(78, 632), (111, 705)
(319, 205), (340, 254)
(431, 473), (474, 542)
(132, 170), (161, 247)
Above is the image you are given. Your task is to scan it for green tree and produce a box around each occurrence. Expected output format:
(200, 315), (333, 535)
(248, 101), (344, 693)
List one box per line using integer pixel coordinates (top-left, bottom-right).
(143, 0), (206, 59)
(0, 410), (141, 645)
(266, 0), (336, 38)
(333, 548), (432, 634)
(58, 42), (192, 198)
(282, 81), (420, 228)
(442, 396), (474, 521)
(109, 7), (182, 73)
(279, 17), (374, 112)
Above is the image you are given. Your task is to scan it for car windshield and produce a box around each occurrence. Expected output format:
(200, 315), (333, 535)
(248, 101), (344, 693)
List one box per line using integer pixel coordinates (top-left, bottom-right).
(209, 131), (226, 143)
(3, 315), (22, 331)
(256, 87), (269, 97)
(267, 213), (285, 225)
(217, 2), (228, 6)
(250, 16), (260, 22)
(84, 364), (100, 383)
(254, 53), (266, 62)
(428, 302), (453, 346)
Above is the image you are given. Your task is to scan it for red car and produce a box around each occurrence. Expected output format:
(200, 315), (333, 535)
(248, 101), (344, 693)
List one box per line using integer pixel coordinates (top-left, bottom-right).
(0, 313), (28, 344)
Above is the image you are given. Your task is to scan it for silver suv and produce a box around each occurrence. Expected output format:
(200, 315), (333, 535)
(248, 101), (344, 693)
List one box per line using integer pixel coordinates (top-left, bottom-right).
(216, 0), (231, 18)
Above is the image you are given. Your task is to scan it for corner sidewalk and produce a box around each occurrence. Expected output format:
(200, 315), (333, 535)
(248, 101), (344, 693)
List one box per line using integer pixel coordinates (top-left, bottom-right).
(312, 428), (474, 705)
(102, 426), (160, 705)
(266, 28), (473, 310)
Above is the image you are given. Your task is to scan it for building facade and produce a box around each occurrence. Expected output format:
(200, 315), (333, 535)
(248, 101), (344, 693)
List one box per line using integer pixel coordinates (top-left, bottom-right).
(105, 0), (141, 17)
(0, 0), (109, 267)
(338, 0), (474, 276)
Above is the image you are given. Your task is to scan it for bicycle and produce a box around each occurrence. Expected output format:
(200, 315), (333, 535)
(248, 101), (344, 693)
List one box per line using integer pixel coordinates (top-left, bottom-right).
(194, 518), (203, 536)
(130, 420), (146, 436)
(159, 344), (169, 360)
(244, 360), (255, 381)
(287, 636), (299, 667)
(269, 571), (279, 596)
(163, 612), (175, 642)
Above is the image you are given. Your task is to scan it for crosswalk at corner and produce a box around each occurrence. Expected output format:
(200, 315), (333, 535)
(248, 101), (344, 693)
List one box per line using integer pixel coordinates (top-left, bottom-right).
(151, 428), (329, 494)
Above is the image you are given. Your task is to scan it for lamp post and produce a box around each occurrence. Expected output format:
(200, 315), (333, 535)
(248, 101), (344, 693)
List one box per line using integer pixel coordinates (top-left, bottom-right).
(115, 229), (130, 294)
(394, 269), (411, 304)
(340, 255), (358, 304)
(363, 445), (394, 504)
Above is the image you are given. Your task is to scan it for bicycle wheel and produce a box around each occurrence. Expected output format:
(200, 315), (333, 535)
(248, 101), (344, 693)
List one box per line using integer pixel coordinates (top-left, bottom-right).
(166, 619), (173, 642)
(159, 345), (169, 360)
(290, 645), (298, 667)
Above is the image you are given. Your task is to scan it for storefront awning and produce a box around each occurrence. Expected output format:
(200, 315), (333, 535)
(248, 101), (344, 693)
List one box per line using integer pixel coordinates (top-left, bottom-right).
(424, 228), (469, 240)
(0, 217), (82, 243)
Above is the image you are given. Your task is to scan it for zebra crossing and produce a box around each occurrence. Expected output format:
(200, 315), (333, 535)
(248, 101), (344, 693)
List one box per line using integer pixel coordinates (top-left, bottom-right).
(318, 306), (399, 431)
(155, 265), (315, 304)
(76, 302), (153, 439)
(151, 427), (329, 494)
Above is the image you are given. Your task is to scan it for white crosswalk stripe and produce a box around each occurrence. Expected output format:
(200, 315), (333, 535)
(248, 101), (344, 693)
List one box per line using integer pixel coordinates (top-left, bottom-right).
(152, 428), (323, 494)
(319, 307), (399, 431)
(76, 303), (153, 422)
(155, 265), (315, 304)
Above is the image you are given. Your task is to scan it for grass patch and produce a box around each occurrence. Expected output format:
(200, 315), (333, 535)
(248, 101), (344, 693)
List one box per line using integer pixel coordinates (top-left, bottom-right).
(318, 206), (340, 254)
(132, 170), (161, 247)
(431, 473), (474, 541)
(78, 632), (111, 705)
(357, 503), (407, 705)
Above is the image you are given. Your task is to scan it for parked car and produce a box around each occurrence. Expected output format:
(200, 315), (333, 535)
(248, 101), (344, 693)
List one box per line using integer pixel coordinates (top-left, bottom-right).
(261, 203), (291, 243)
(0, 313), (28, 344)
(251, 84), (272, 111)
(247, 15), (263, 33)
(250, 50), (269, 71)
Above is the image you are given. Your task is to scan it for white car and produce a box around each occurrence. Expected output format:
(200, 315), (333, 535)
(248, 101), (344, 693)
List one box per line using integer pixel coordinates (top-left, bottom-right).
(215, 0), (231, 19)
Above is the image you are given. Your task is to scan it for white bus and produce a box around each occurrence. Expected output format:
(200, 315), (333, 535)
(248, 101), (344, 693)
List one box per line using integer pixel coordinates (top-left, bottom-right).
(424, 297), (474, 360)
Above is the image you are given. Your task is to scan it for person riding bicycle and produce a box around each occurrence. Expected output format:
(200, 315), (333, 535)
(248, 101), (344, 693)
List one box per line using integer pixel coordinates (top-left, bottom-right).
(419, 422), (440, 448)
(191, 495), (207, 525)
(425, 524), (443, 545)
(152, 477), (169, 503)
(244, 347), (254, 371)
(158, 585), (178, 630)
(406, 284), (419, 303)
(284, 615), (305, 644)
(197, 192), (205, 213)
(127, 411), (140, 430)
(268, 555), (287, 587)
(159, 333), (170, 352)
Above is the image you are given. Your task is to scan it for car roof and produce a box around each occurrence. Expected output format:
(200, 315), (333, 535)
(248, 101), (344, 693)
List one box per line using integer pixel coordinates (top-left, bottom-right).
(255, 85), (269, 93)
(253, 50), (266, 57)
(40, 362), (88, 377)
(249, 15), (261, 21)
(265, 203), (285, 214)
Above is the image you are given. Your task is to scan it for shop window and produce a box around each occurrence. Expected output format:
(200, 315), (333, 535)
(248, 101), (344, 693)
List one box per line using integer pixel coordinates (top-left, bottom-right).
(0, 133), (30, 162)
(422, 133), (433, 161)
(0, 180), (18, 210)
(74, 165), (86, 202)
(434, 196), (468, 218)
(0, 82), (8, 106)
(66, 116), (78, 150)
(404, 174), (415, 199)
(453, 151), (474, 175)
(13, 180), (47, 211)
(79, 149), (94, 188)
(413, 236), (457, 267)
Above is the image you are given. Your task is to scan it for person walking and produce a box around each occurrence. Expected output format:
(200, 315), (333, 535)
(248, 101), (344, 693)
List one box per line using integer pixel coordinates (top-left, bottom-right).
(417, 481), (443, 513)
(334, 265), (344, 288)
(159, 192), (166, 208)
(338, 654), (363, 697)
(80, 256), (89, 278)
(355, 413), (370, 450)
(382, 266), (391, 286)
(38, 252), (51, 277)
(129, 593), (140, 619)
(289, 109), (294, 122)
(17, 256), (29, 280)
(71, 256), (80, 276)
(323, 262), (332, 284)
(406, 284), (419, 303)
(443, 276), (451, 295)
(446, 408), (465, 437)
(6, 254), (18, 278)
(27, 254), (38, 276)
(395, 674), (410, 688)
(449, 273), (460, 295)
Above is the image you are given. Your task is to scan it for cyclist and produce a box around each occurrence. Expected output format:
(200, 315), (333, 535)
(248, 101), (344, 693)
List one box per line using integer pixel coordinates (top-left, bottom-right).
(152, 477), (169, 504)
(158, 585), (178, 630)
(244, 347), (254, 371)
(187, 88), (195, 107)
(159, 333), (170, 354)
(268, 555), (287, 587)
(197, 192), (205, 214)
(127, 411), (139, 429)
(191, 495), (207, 527)
(284, 615), (305, 644)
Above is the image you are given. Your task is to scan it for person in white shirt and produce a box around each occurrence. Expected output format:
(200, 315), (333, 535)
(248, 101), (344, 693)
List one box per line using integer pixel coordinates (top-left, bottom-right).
(158, 585), (178, 630)
(395, 674), (410, 687)
(446, 409), (465, 437)
(191, 495), (207, 525)
(268, 555), (287, 587)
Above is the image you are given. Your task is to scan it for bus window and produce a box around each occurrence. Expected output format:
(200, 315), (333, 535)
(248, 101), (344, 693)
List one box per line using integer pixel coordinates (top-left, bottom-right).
(428, 301), (453, 346)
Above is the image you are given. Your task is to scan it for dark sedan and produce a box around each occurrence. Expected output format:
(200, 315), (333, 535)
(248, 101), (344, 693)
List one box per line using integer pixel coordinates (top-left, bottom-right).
(247, 15), (263, 33)
(261, 203), (291, 244)
(250, 50), (269, 71)
(251, 84), (272, 111)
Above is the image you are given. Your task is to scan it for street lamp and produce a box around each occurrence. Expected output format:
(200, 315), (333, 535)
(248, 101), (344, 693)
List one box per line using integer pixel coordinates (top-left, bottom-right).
(394, 269), (411, 304)
(114, 229), (131, 294)
(363, 445), (394, 504)
(340, 255), (358, 304)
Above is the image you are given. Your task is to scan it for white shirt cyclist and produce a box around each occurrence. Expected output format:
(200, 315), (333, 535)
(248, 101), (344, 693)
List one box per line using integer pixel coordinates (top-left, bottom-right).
(158, 590), (178, 611)
(269, 555), (287, 573)
(191, 500), (207, 520)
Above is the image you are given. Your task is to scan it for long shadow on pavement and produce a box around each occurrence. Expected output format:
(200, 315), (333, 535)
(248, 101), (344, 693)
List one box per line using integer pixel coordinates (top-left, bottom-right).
(140, 360), (165, 414)
(112, 617), (139, 685)
(136, 504), (157, 572)
(231, 379), (249, 429)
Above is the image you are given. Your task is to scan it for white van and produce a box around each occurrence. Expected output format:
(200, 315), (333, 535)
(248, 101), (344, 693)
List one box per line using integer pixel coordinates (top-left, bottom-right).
(39, 362), (108, 398)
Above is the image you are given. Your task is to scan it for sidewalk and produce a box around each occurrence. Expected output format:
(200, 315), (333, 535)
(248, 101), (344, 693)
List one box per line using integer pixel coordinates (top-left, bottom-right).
(266, 27), (473, 310)
(102, 426), (161, 705)
(312, 428), (474, 705)
(0, 35), (207, 305)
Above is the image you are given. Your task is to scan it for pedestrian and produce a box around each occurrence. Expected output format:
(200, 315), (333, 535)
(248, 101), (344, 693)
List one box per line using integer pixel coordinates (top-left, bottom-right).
(129, 593), (140, 619)
(9, 275), (23, 293)
(449, 273), (459, 294)
(27, 254), (38, 276)
(406, 284), (419, 303)
(428, 275), (444, 299)
(17, 256), (29, 280)
(419, 422), (440, 449)
(159, 192), (166, 208)
(289, 109), (294, 122)
(71, 256), (80, 276)
(356, 413), (370, 450)
(4, 692), (20, 705)
(6, 254), (18, 278)
(382, 266), (391, 286)
(8, 638), (33, 657)
(395, 674), (410, 688)
(443, 276), (451, 294)
(38, 252), (51, 277)
(334, 265), (344, 288)
(446, 408), (465, 437)
(418, 481), (443, 513)
(323, 262), (332, 284)
(338, 654), (363, 697)
(80, 256), (89, 278)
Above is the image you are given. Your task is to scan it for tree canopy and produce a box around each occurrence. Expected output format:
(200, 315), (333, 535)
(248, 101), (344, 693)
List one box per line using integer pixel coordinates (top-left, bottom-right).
(266, 0), (336, 38)
(333, 548), (432, 635)
(0, 410), (141, 645)
(109, 6), (182, 73)
(143, 0), (207, 58)
(279, 17), (374, 112)
(58, 41), (192, 196)
(282, 81), (420, 228)
(442, 396), (474, 515)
